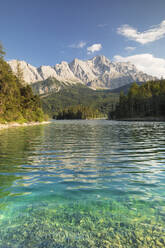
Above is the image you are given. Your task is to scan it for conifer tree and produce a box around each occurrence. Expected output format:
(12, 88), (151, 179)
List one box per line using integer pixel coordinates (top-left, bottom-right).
(0, 43), (46, 123)
(0, 42), (5, 58)
(16, 61), (25, 86)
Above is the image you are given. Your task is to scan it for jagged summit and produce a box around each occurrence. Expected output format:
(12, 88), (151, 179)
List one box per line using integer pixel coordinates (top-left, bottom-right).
(8, 55), (156, 91)
(91, 55), (110, 64)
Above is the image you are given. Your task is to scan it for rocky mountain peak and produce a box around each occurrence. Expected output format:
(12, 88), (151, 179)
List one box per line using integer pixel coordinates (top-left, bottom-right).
(91, 55), (110, 65)
(8, 56), (157, 91)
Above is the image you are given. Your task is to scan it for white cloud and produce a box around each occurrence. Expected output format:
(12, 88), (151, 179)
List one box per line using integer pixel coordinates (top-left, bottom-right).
(69, 41), (86, 48)
(117, 20), (165, 44)
(114, 53), (165, 78)
(87, 43), (102, 54)
(125, 46), (136, 51)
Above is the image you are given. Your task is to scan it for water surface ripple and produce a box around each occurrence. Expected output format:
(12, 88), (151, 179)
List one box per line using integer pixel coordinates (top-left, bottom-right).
(0, 120), (165, 247)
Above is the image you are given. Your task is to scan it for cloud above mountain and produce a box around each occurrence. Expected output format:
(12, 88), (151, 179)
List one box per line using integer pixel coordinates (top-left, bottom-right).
(87, 43), (102, 54)
(125, 46), (136, 51)
(114, 53), (165, 78)
(69, 41), (86, 48)
(117, 20), (165, 44)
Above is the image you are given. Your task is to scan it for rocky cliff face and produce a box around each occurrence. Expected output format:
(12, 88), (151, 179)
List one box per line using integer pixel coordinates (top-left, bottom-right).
(8, 55), (156, 91)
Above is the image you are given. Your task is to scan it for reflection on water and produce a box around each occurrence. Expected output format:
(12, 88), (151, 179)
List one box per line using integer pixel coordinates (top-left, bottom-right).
(0, 120), (165, 247)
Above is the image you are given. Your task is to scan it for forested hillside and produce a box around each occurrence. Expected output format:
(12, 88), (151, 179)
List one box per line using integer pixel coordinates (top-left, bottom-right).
(0, 44), (46, 123)
(111, 80), (165, 119)
(42, 83), (119, 118)
(56, 105), (104, 120)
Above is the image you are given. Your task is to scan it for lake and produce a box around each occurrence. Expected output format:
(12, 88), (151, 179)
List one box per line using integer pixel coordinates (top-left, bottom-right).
(0, 120), (165, 247)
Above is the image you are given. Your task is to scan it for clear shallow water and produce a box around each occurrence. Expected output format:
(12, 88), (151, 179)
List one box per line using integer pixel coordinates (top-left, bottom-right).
(0, 120), (165, 247)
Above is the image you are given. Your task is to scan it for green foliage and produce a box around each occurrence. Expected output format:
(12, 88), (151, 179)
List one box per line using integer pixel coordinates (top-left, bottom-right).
(111, 80), (165, 119)
(0, 42), (5, 58)
(0, 51), (45, 123)
(41, 83), (119, 118)
(15, 60), (26, 86)
(56, 105), (104, 119)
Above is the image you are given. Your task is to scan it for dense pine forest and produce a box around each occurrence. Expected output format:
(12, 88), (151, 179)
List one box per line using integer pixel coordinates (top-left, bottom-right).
(3, 42), (165, 122)
(41, 83), (119, 119)
(111, 80), (165, 119)
(56, 105), (104, 120)
(0, 44), (46, 123)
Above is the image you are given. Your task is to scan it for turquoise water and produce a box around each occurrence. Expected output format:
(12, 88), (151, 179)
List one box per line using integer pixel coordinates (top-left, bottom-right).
(0, 120), (165, 247)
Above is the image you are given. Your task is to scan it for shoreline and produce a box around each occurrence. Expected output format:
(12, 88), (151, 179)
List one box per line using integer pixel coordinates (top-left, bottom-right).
(0, 121), (51, 130)
(114, 117), (165, 122)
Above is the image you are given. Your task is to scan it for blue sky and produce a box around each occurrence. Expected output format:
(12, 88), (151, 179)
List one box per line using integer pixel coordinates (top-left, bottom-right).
(1, 0), (165, 77)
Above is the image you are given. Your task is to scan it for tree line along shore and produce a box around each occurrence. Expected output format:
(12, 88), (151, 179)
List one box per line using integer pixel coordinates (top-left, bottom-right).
(110, 80), (165, 121)
(0, 44), (48, 125)
(1, 42), (165, 124)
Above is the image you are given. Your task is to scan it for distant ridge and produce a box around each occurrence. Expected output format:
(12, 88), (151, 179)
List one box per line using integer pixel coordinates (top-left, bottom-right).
(8, 55), (157, 93)
(109, 82), (143, 94)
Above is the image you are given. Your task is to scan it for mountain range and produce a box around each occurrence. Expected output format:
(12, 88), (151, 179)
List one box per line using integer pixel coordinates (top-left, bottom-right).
(8, 55), (156, 94)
